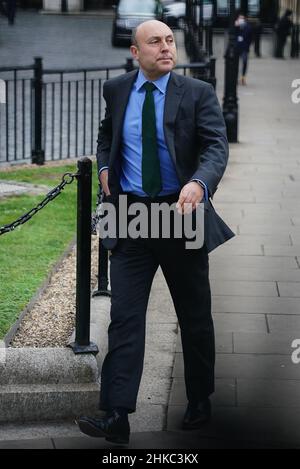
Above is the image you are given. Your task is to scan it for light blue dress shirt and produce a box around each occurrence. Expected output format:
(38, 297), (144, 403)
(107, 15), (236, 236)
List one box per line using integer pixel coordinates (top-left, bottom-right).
(100, 70), (208, 200)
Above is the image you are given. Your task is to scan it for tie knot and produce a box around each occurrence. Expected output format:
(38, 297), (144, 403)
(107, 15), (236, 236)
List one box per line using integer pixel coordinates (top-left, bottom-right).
(144, 81), (156, 93)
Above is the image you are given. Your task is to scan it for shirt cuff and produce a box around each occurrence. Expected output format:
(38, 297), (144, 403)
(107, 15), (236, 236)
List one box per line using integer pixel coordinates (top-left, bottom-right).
(190, 179), (209, 202)
(98, 166), (109, 176)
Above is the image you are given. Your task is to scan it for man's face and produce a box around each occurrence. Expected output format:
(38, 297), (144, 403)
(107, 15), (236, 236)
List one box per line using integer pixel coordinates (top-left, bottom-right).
(130, 21), (177, 80)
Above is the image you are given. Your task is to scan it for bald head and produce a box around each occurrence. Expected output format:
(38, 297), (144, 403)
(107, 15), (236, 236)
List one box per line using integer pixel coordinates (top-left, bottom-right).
(130, 20), (177, 80)
(132, 20), (173, 47)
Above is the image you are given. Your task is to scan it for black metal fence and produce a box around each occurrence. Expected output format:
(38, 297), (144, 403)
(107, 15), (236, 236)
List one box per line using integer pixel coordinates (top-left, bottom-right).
(0, 57), (216, 166)
(0, 65), (33, 164)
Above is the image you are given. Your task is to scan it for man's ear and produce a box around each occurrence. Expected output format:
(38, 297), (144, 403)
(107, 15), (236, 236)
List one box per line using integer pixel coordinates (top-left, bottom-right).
(130, 45), (139, 60)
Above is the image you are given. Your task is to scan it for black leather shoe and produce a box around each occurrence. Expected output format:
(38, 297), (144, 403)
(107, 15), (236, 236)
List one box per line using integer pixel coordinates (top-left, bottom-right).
(181, 398), (211, 430)
(76, 410), (130, 445)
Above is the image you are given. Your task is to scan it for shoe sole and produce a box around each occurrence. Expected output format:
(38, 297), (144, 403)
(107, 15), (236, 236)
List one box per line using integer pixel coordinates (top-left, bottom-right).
(76, 420), (129, 445)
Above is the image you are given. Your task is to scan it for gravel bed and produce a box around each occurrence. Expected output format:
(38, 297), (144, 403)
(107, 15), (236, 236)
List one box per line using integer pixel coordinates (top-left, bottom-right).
(11, 236), (101, 348)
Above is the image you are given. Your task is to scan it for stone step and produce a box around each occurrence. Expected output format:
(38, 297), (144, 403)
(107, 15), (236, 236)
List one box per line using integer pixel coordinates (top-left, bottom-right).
(0, 384), (99, 422)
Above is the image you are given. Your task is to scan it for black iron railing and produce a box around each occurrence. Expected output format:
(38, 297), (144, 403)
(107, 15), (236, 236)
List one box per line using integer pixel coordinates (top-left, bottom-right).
(0, 57), (216, 165)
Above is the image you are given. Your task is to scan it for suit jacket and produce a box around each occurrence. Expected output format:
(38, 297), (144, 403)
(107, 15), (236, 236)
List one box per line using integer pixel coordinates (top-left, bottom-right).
(96, 69), (235, 252)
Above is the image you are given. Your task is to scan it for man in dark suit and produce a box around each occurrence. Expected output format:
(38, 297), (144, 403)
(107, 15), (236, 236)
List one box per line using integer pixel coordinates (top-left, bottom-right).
(77, 20), (234, 445)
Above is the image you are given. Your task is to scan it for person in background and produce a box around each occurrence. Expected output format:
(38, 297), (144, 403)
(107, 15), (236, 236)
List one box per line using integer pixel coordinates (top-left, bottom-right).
(235, 13), (253, 86)
(0, 0), (16, 25)
(275, 9), (293, 59)
(252, 18), (262, 57)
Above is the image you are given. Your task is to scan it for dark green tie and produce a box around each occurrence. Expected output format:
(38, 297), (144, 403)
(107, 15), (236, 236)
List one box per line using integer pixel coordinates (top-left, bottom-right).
(142, 82), (162, 198)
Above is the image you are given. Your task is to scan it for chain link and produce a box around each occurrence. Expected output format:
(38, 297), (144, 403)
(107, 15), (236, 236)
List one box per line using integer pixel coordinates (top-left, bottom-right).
(0, 172), (79, 236)
(91, 186), (103, 236)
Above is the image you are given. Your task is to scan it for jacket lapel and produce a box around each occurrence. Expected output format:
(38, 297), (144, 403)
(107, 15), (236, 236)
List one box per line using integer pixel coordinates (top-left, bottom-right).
(163, 72), (185, 180)
(110, 70), (138, 162)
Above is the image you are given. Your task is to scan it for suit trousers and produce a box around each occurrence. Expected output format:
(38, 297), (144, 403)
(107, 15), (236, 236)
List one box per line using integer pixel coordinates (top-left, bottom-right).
(99, 193), (215, 414)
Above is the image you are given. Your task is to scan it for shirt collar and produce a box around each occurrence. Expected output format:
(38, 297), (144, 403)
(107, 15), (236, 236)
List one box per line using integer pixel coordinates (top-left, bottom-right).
(135, 69), (170, 94)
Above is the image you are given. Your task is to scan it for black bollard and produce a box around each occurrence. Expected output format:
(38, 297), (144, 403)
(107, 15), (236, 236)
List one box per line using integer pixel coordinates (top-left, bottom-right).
(69, 157), (98, 355)
(222, 0), (239, 143)
(92, 238), (111, 298)
(31, 58), (45, 165)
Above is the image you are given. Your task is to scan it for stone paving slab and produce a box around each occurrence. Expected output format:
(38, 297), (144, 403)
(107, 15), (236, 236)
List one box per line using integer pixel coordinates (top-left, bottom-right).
(213, 313), (268, 333)
(215, 354), (300, 380)
(167, 406), (300, 447)
(173, 353), (300, 380)
(212, 296), (300, 315)
(210, 266), (300, 282)
(267, 315), (300, 333)
(0, 438), (53, 449)
(289, 234), (300, 245)
(277, 282), (300, 297)
(210, 280), (278, 297)
(51, 432), (278, 449)
(237, 379), (300, 407)
(210, 255), (298, 269)
(264, 245), (300, 256)
(210, 243), (264, 256)
(169, 378), (236, 407)
(176, 331), (233, 354)
(239, 224), (300, 236)
(222, 234), (292, 246)
(233, 332), (296, 355)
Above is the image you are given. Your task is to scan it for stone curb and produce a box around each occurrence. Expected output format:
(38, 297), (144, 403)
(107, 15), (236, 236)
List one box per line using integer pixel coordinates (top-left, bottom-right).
(0, 299), (109, 423)
(0, 239), (110, 424)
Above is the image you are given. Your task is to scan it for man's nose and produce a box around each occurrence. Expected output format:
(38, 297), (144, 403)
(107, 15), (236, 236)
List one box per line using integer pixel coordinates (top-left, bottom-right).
(160, 39), (170, 50)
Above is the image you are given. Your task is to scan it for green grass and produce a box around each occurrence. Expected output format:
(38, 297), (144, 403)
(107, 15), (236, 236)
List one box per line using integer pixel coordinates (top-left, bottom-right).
(0, 162), (99, 339)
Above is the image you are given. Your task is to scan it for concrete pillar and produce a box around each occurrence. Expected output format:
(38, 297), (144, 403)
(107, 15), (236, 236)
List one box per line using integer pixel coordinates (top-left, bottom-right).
(43, 0), (61, 11)
(67, 0), (84, 12)
(42, 0), (84, 12)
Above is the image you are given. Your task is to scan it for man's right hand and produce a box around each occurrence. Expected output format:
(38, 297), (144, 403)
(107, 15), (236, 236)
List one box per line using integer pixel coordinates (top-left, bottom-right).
(99, 169), (111, 196)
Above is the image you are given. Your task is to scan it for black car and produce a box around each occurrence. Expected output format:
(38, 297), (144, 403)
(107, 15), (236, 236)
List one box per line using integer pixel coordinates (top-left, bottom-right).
(111, 0), (164, 47)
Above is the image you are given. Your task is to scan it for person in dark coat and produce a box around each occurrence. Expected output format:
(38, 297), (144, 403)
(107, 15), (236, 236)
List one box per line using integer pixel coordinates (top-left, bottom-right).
(0, 0), (16, 25)
(252, 18), (262, 57)
(235, 14), (253, 85)
(76, 19), (234, 446)
(275, 9), (293, 58)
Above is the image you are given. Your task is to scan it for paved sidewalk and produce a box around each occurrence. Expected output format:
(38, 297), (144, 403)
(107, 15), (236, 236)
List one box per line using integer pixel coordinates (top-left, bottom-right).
(0, 180), (49, 197)
(167, 56), (300, 447)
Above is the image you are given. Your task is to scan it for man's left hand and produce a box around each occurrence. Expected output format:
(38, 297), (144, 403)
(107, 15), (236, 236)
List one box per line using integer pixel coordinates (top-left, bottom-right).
(176, 182), (204, 215)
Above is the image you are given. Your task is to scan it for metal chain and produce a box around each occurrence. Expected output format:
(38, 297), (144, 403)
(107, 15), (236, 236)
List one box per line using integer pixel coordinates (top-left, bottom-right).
(91, 185), (103, 236)
(0, 172), (79, 236)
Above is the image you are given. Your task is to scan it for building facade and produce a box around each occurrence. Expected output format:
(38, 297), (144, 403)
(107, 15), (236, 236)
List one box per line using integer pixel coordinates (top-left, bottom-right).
(19, 0), (114, 11)
(279, 0), (300, 22)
